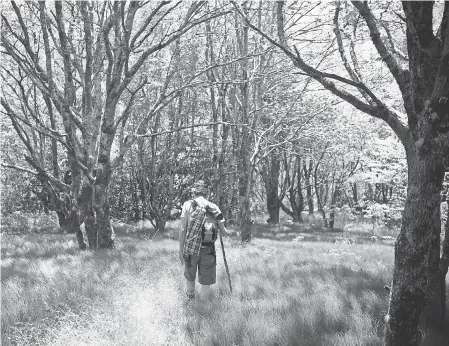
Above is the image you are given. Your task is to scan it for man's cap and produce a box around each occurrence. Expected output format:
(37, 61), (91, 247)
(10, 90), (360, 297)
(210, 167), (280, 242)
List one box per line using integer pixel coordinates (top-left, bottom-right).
(191, 180), (208, 196)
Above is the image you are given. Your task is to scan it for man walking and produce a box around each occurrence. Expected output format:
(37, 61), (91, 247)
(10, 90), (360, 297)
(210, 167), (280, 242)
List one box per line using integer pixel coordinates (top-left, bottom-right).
(178, 180), (228, 300)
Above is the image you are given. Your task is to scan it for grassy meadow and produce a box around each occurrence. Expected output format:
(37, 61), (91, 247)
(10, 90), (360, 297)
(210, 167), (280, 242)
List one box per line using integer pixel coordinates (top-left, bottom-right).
(1, 216), (448, 346)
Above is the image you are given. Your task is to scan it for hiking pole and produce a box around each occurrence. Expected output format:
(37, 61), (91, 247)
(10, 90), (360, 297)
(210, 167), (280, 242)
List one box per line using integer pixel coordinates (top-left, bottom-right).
(219, 233), (232, 293)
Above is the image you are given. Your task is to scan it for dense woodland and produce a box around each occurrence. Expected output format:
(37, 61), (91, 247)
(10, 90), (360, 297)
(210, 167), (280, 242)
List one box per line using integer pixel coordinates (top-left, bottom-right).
(1, 1), (449, 345)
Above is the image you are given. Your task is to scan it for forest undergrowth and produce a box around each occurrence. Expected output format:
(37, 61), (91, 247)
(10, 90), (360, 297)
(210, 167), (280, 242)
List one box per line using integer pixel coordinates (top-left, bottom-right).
(1, 219), (448, 346)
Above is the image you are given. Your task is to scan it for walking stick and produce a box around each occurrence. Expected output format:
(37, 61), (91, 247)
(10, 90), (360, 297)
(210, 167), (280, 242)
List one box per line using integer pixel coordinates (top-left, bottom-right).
(219, 233), (232, 293)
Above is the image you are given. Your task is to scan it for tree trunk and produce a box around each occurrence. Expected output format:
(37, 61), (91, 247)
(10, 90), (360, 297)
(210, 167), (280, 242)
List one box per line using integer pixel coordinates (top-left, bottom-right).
(367, 183), (374, 201)
(316, 184), (327, 228)
(94, 92), (116, 250)
(384, 148), (446, 346)
(352, 182), (358, 204)
(155, 216), (166, 233)
(295, 156), (304, 222)
(67, 210), (86, 250)
(266, 194), (280, 224)
(137, 137), (148, 220)
(235, 3), (252, 242)
(314, 169), (328, 227)
(263, 152), (281, 224)
(205, 18), (221, 207)
(239, 165), (252, 242)
(303, 159), (314, 215)
(79, 184), (97, 250)
(56, 211), (68, 229)
(94, 174), (115, 249)
(131, 169), (140, 220)
(218, 87), (230, 217)
(328, 188), (339, 229)
(52, 188), (86, 250)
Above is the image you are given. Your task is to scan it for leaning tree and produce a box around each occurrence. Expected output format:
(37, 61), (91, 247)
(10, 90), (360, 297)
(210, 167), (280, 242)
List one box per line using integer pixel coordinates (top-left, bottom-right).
(233, 1), (449, 345)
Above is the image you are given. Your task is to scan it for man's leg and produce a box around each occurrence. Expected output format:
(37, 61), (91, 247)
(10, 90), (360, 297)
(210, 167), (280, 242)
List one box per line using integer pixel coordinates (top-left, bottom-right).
(200, 284), (212, 300)
(186, 279), (195, 299)
(198, 246), (216, 300)
(184, 254), (199, 300)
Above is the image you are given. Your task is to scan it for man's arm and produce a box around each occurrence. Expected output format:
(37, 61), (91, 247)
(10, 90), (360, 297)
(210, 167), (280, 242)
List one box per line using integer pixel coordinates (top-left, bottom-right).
(217, 221), (228, 237)
(207, 203), (229, 237)
(179, 217), (188, 251)
(178, 202), (189, 263)
(178, 217), (187, 263)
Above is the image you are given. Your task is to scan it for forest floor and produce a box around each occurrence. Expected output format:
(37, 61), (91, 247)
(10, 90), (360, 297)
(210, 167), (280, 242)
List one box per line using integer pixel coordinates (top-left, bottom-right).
(1, 219), (448, 346)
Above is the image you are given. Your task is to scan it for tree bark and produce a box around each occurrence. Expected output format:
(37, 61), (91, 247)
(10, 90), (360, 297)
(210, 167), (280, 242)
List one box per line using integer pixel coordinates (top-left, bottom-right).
(440, 193), (449, 321)
(93, 97), (117, 249)
(384, 147), (446, 345)
(79, 184), (97, 250)
(93, 170), (115, 249)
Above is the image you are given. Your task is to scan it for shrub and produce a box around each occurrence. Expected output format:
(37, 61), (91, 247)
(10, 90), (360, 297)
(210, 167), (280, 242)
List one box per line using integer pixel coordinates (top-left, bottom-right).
(1, 212), (59, 234)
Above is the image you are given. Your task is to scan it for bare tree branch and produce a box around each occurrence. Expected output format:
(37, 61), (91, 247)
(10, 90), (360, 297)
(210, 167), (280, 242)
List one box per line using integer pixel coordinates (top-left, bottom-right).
(351, 2), (409, 93)
(130, 1), (172, 49)
(380, 20), (408, 62)
(334, 1), (373, 105)
(1, 163), (38, 176)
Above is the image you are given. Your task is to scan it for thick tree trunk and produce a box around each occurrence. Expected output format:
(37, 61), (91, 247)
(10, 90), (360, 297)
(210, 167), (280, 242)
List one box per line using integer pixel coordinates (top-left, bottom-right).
(66, 210), (86, 250)
(79, 184), (97, 250)
(92, 93), (117, 249)
(56, 211), (68, 229)
(239, 194), (252, 242)
(155, 216), (166, 232)
(384, 148), (446, 346)
(52, 186), (86, 250)
(94, 177), (115, 249)
(266, 193), (280, 224)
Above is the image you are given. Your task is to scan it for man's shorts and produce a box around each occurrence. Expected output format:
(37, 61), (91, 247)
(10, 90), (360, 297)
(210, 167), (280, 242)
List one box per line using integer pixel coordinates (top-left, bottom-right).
(184, 245), (216, 285)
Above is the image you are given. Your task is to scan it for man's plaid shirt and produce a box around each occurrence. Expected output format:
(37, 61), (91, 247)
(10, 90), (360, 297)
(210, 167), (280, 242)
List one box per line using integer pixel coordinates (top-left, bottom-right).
(183, 203), (207, 257)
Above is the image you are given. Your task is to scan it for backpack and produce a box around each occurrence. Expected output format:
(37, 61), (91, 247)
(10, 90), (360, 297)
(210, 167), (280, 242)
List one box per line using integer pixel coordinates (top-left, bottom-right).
(190, 199), (221, 245)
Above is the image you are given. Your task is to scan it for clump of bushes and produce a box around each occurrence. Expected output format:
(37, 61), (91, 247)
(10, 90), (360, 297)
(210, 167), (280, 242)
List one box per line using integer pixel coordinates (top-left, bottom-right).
(1, 212), (58, 234)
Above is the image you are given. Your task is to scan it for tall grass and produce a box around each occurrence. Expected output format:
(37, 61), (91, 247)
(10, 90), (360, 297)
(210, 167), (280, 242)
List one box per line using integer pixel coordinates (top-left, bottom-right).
(1, 224), (447, 345)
